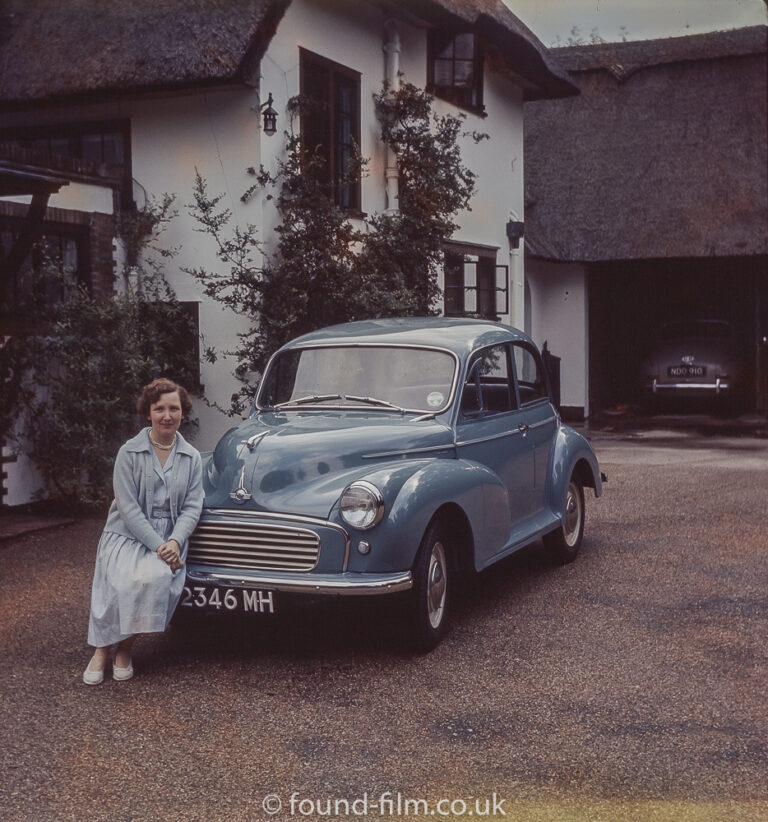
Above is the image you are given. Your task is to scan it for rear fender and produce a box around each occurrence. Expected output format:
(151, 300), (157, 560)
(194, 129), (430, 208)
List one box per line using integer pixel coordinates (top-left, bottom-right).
(548, 425), (602, 519)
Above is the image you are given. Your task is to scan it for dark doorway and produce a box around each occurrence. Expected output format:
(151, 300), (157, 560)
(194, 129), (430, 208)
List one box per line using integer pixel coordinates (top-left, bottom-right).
(588, 256), (768, 414)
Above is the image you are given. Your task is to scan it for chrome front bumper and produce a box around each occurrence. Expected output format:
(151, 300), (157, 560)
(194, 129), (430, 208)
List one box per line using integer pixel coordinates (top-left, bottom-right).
(651, 378), (729, 394)
(186, 567), (413, 596)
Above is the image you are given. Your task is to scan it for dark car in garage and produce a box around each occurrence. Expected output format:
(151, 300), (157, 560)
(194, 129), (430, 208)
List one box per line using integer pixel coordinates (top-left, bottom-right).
(641, 319), (744, 407)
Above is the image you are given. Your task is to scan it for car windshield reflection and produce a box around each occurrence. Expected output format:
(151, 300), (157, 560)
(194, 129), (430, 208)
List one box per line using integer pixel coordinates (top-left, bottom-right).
(259, 345), (457, 413)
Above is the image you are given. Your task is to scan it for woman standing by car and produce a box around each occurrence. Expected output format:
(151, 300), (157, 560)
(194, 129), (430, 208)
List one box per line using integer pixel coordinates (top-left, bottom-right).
(83, 378), (203, 684)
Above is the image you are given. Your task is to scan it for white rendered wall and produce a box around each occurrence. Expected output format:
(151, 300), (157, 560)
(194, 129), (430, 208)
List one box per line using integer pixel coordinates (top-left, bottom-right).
(261, 0), (526, 325)
(1, 426), (44, 507)
(127, 89), (263, 449)
(526, 258), (589, 413)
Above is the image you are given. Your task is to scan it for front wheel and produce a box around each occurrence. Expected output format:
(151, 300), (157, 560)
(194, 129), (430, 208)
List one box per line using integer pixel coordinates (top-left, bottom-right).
(543, 476), (585, 565)
(405, 520), (450, 652)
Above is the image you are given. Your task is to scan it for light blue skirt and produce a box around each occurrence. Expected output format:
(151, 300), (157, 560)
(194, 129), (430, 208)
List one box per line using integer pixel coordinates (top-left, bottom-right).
(87, 515), (186, 647)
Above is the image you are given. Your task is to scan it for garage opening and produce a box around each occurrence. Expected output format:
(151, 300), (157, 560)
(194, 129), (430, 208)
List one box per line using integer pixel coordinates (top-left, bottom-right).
(588, 256), (768, 416)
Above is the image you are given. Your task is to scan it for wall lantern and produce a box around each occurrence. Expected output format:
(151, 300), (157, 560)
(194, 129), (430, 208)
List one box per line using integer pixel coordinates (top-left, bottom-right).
(506, 220), (525, 249)
(260, 93), (278, 136)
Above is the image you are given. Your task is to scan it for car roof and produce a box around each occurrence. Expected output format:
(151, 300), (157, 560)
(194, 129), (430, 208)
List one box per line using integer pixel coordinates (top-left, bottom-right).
(278, 317), (534, 358)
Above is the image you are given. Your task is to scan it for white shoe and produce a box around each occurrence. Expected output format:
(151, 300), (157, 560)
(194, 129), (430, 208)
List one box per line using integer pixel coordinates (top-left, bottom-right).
(83, 660), (105, 686)
(113, 661), (134, 681)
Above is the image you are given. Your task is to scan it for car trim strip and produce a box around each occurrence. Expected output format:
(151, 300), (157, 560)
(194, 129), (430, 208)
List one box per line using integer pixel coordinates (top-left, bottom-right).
(185, 568), (414, 596)
(362, 443), (455, 459)
(454, 417), (555, 448)
(527, 417), (558, 430)
(455, 429), (524, 447)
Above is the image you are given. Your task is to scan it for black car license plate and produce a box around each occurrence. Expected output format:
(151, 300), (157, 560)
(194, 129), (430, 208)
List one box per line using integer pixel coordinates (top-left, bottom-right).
(180, 585), (276, 614)
(668, 365), (706, 378)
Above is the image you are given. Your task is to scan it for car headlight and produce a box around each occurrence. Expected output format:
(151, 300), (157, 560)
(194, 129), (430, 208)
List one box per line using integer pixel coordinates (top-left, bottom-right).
(340, 481), (384, 529)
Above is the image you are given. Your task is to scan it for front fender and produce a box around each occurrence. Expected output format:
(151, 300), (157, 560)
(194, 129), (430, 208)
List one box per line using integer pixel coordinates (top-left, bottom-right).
(341, 458), (509, 574)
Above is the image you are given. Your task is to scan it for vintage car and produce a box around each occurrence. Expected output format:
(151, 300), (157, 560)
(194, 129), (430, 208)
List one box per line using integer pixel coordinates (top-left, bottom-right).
(179, 318), (602, 650)
(641, 319), (744, 405)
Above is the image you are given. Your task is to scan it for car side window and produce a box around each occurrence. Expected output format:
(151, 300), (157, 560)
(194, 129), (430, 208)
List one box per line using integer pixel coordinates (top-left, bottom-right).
(512, 343), (549, 405)
(460, 344), (515, 416)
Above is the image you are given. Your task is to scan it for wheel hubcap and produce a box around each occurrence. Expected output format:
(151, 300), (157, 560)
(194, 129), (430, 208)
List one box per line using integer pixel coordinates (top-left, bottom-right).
(427, 541), (447, 629)
(563, 482), (582, 547)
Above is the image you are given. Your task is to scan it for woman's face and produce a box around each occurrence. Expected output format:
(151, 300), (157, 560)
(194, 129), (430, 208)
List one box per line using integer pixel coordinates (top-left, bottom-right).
(149, 391), (183, 438)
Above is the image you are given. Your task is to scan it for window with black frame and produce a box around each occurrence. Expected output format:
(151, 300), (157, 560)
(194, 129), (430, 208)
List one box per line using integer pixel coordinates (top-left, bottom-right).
(428, 29), (484, 112)
(0, 121), (133, 209)
(0, 218), (88, 325)
(300, 50), (361, 210)
(443, 248), (507, 320)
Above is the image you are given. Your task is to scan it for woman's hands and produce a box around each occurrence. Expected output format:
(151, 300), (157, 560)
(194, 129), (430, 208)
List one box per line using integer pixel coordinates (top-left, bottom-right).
(157, 539), (183, 571)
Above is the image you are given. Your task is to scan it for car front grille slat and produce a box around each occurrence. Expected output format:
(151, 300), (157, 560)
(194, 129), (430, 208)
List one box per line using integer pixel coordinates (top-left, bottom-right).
(192, 536), (318, 554)
(188, 520), (320, 572)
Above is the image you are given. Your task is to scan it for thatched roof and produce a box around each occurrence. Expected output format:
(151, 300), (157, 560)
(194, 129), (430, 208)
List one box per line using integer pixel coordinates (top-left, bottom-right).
(0, 0), (290, 107)
(524, 26), (768, 261)
(0, 0), (574, 108)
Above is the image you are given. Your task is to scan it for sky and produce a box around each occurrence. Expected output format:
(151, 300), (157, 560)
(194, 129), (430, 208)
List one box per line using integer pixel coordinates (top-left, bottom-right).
(505, 0), (768, 45)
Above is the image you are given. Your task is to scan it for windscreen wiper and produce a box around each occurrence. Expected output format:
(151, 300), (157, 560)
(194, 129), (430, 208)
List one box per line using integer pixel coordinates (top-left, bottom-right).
(273, 393), (344, 408)
(343, 394), (405, 412)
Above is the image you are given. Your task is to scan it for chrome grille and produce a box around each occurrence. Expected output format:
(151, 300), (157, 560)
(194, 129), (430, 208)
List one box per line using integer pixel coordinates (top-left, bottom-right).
(188, 519), (320, 572)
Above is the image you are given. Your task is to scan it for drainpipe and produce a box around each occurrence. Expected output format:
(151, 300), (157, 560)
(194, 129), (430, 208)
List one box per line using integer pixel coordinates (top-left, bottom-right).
(383, 20), (400, 215)
(508, 209), (524, 329)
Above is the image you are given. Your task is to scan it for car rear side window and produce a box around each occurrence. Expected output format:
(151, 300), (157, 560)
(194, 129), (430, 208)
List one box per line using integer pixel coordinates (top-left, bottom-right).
(461, 344), (515, 416)
(512, 344), (548, 405)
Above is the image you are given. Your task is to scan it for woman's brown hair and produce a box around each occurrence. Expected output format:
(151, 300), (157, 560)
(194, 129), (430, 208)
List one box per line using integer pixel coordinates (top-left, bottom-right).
(136, 378), (192, 418)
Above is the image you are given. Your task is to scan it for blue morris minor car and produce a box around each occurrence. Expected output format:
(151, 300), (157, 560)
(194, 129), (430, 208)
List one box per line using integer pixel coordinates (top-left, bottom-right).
(180, 318), (602, 650)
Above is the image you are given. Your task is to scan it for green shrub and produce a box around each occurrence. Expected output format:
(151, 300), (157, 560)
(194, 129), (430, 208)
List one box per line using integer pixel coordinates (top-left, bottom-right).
(4, 196), (199, 509)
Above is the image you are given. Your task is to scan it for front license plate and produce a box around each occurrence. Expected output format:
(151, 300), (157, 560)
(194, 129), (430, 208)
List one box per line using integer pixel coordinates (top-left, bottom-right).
(180, 585), (276, 614)
(668, 365), (706, 378)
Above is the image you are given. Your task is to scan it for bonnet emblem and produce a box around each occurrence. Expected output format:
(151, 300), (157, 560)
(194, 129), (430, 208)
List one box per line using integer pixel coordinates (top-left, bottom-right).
(241, 431), (268, 451)
(230, 465), (252, 503)
(681, 355), (695, 364)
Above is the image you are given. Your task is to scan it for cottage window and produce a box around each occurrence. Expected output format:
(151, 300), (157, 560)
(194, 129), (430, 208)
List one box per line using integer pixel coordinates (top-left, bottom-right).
(443, 247), (507, 320)
(300, 49), (361, 210)
(0, 121), (133, 209)
(428, 30), (484, 113)
(0, 217), (88, 327)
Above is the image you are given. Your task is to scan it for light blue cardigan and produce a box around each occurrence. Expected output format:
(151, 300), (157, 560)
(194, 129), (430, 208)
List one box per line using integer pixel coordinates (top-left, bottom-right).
(102, 427), (203, 552)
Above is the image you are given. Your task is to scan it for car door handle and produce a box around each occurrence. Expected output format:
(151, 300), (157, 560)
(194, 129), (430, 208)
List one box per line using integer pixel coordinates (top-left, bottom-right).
(518, 424), (529, 436)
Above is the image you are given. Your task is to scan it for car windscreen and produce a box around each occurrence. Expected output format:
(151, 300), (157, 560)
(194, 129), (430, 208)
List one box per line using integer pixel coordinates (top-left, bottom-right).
(258, 345), (457, 412)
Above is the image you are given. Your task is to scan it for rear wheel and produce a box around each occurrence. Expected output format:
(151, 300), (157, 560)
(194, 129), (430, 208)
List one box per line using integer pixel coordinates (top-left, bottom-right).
(543, 476), (584, 565)
(405, 520), (450, 652)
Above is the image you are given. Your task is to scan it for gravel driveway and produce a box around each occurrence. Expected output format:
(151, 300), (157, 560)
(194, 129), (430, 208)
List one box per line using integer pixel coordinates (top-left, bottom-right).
(1, 430), (766, 822)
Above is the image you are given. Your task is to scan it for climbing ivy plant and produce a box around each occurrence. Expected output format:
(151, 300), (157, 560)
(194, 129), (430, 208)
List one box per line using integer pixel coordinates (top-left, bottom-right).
(186, 81), (487, 413)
